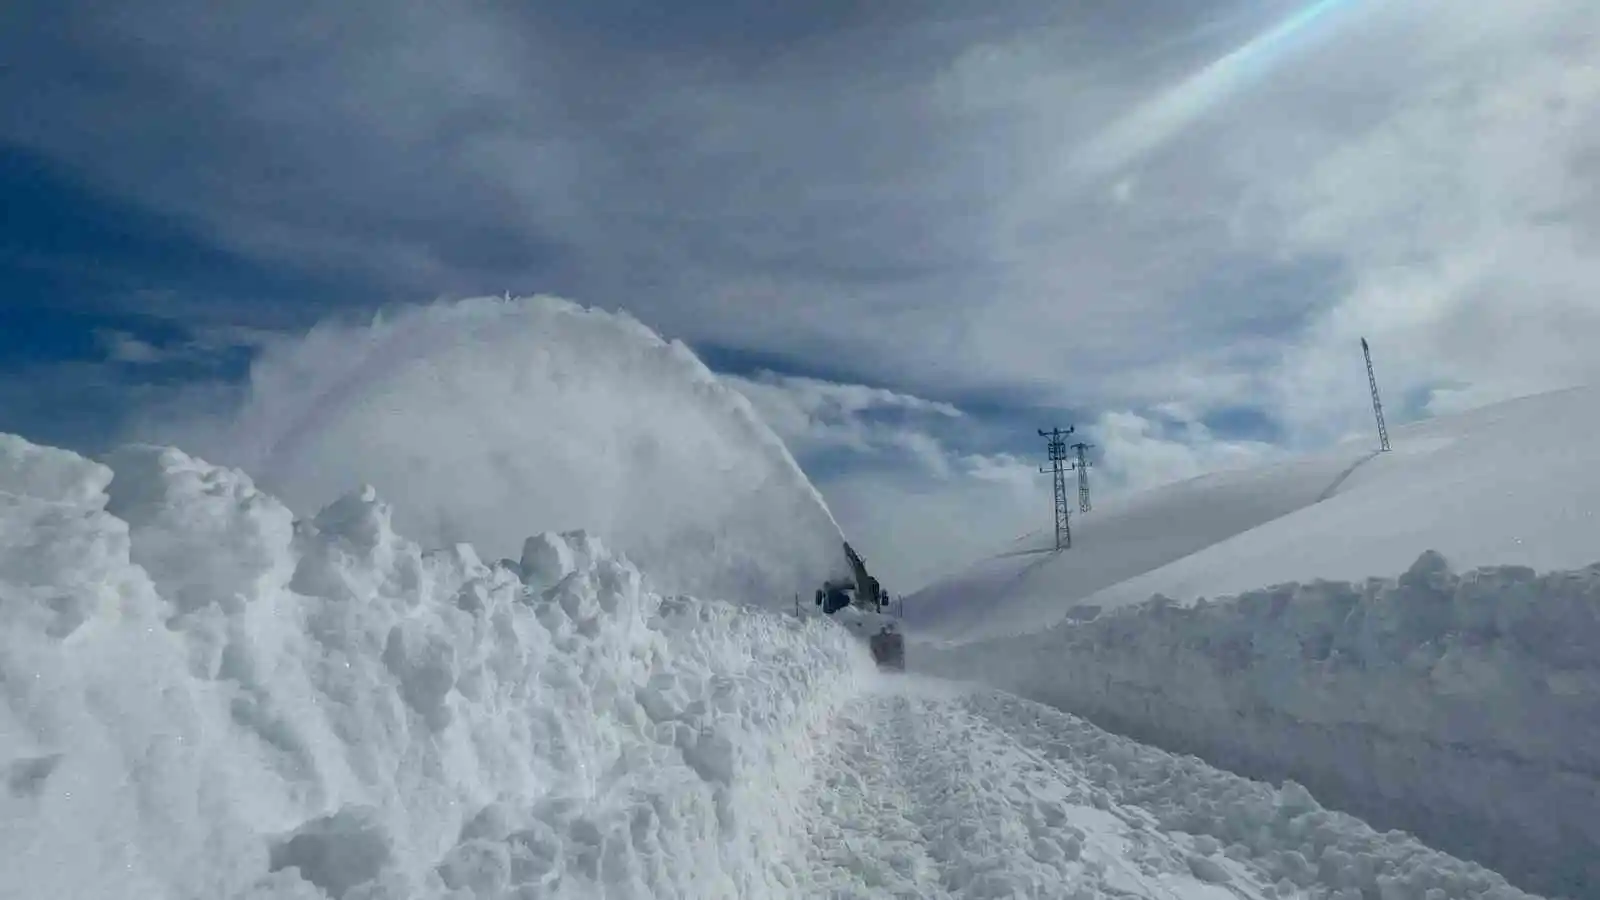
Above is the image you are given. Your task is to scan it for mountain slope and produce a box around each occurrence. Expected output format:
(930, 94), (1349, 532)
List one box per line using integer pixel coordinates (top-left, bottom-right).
(910, 384), (1600, 642)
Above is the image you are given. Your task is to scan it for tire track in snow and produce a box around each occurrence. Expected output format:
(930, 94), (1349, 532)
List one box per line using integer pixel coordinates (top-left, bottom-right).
(799, 678), (1262, 899)
(959, 691), (1535, 900)
(798, 678), (1533, 899)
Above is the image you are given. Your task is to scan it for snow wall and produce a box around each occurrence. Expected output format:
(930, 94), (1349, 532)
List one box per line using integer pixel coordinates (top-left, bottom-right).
(0, 433), (878, 899)
(150, 294), (849, 606)
(919, 551), (1600, 900)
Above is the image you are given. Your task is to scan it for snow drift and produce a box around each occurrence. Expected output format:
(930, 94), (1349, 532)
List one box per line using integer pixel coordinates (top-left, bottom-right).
(0, 433), (875, 899)
(920, 551), (1600, 899)
(147, 295), (849, 606)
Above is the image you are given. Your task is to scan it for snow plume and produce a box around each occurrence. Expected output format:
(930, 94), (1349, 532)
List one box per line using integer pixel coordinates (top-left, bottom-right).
(151, 295), (848, 606)
(921, 550), (1600, 899)
(0, 433), (873, 899)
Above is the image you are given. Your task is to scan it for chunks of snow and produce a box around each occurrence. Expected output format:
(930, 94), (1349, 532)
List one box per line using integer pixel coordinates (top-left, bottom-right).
(921, 550), (1600, 898)
(0, 433), (872, 899)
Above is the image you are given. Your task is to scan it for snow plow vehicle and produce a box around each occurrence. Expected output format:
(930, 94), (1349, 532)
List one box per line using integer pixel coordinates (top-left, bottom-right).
(814, 542), (905, 671)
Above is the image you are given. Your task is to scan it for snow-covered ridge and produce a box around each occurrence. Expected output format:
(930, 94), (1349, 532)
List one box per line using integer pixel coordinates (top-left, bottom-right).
(914, 385), (1600, 650)
(0, 433), (874, 899)
(920, 551), (1600, 899)
(145, 294), (851, 607)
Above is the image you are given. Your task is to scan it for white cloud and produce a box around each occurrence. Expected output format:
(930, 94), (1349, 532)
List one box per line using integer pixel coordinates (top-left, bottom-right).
(722, 370), (1287, 592)
(1218, 0), (1600, 443)
(722, 371), (964, 470)
(810, 403), (1286, 593)
(816, 465), (1041, 595)
(95, 330), (165, 365)
(1089, 409), (1282, 494)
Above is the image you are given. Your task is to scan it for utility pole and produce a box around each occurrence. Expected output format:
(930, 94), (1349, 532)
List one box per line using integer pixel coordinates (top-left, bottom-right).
(1038, 427), (1074, 551)
(1070, 442), (1095, 513)
(1361, 338), (1391, 452)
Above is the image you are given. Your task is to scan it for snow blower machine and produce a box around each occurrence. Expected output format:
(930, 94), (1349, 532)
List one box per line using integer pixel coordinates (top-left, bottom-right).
(814, 542), (905, 671)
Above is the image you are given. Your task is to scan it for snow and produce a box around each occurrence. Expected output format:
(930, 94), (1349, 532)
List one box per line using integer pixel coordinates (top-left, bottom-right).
(148, 295), (850, 607)
(921, 552), (1600, 897)
(0, 432), (1542, 899)
(3, 297), (1577, 898)
(910, 385), (1600, 642)
(1070, 385), (1600, 620)
(0, 435), (872, 898)
(804, 679), (1536, 900)
(911, 385), (1600, 898)
(908, 448), (1374, 641)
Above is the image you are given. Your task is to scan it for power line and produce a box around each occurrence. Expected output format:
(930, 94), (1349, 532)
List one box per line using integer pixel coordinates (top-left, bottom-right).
(1038, 426), (1074, 551)
(1362, 337), (1391, 452)
(1070, 442), (1095, 513)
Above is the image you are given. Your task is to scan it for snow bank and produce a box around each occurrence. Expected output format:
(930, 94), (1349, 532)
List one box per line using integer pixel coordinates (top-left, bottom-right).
(147, 295), (849, 606)
(0, 433), (875, 899)
(920, 551), (1600, 898)
(961, 690), (1542, 900)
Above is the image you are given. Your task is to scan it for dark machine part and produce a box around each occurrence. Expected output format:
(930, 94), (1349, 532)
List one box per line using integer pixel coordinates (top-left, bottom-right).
(870, 627), (905, 671)
(832, 541), (905, 671)
(844, 542), (893, 614)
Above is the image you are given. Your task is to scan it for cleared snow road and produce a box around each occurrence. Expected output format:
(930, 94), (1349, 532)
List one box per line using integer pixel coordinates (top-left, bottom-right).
(800, 677), (1538, 900)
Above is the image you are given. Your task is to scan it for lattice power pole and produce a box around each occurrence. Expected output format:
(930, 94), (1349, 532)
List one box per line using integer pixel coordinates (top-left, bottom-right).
(1070, 442), (1095, 513)
(1038, 427), (1074, 551)
(1361, 337), (1391, 452)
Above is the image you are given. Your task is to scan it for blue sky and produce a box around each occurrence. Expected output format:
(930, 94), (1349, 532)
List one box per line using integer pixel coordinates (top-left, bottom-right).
(3, 0), (1599, 589)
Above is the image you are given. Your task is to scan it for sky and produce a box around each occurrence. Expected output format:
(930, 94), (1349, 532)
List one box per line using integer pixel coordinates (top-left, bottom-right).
(2, 0), (1598, 592)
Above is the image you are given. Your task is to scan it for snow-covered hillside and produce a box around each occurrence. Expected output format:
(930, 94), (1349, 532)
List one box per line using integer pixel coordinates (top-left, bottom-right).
(912, 385), (1600, 898)
(0, 434), (1541, 900)
(144, 295), (850, 607)
(908, 448), (1372, 642)
(911, 385), (1600, 642)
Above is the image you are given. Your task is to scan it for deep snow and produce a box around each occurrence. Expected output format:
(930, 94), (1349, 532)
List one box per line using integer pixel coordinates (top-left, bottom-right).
(0, 434), (871, 898)
(911, 385), (1600, 898)
(0, 433), (1544, 899)
(143, 295), (851, 607)
(921, 551), (1600, 898)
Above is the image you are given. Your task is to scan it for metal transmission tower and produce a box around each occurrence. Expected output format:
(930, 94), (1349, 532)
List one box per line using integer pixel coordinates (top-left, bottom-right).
(1070, 442), (1095, 512)
(1038, 427), (1075, 551)
(1361, 337), (1391, 452)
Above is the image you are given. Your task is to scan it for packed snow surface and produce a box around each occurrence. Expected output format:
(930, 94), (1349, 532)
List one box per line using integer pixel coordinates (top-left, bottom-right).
(910, 385), (1600, 642)
(0, 434), (1541, 899)
(150, 295), (850, 606)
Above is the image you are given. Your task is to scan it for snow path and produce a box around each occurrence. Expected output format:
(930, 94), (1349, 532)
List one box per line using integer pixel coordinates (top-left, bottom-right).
(798, 678), (1535, 900)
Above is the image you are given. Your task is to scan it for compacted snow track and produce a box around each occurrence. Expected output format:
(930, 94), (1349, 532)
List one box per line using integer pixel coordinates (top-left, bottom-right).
(799, 677), (1540, 900)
